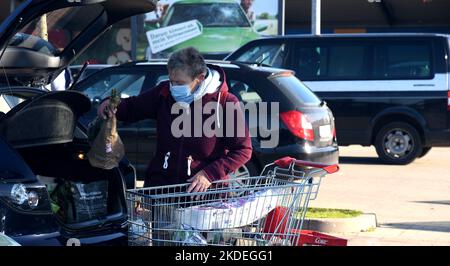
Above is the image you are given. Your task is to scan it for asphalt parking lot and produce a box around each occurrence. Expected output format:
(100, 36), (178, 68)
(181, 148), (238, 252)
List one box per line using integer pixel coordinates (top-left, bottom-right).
(310, 146), (450, 246)
(137, 145), (450, 245)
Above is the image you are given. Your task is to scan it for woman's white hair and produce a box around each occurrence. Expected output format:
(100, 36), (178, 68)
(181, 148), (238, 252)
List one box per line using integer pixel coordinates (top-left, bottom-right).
(167, 47), (207, 79)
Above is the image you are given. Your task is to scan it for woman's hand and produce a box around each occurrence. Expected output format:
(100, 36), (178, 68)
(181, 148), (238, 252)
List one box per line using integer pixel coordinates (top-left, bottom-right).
(97, 99), (116, 119)
(187, 170), (211, 200)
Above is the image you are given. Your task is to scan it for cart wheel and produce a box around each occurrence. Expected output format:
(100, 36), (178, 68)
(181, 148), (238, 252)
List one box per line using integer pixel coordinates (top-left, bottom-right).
(374, 122), (422, 165)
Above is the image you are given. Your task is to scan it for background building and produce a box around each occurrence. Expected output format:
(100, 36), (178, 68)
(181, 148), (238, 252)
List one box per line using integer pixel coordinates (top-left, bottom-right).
(1, 0), (450, 63)
(285, 0), (450, 34)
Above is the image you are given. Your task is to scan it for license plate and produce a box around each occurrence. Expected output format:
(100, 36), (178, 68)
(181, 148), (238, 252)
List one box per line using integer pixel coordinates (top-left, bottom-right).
(319, 125), (332, 139)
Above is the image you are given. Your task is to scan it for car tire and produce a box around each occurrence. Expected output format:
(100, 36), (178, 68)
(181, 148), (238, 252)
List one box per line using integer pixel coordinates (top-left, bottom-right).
(374, 122), (422, 165)
(228, 159), (260, 192)
(229, 159), (260, 179)
(419, 147), (432, 158)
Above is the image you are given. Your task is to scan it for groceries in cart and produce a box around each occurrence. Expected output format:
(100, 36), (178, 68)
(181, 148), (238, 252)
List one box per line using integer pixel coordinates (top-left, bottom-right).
(173, 224), (208, 246)
(175, 188), (282, 230)
(127, 157), (344, 246)
(130, 218), (148, 239)
(129, 199), (150, 242)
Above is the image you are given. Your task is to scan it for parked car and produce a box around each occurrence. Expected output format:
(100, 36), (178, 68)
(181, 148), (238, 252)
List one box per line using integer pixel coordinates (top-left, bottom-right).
(72, 59), (339, 180)
(146, 0), (262, 59)
(69, 64), (112, 83)
(226, 33), (450, 164)
(0, 0), (155, 246)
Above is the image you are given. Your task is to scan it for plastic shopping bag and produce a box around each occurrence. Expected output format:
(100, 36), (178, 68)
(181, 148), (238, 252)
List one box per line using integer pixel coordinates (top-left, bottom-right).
(173, 224), (207, 246)
(87, 89), (125, 170)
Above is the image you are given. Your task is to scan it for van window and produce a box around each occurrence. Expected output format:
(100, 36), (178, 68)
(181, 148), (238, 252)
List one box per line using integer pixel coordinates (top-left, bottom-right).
(374, 43), (432, 79)
(233, 43), (287, 68)
(328, 46), (366, 78)
(294, 44), (368, 81)
(296, 46), (322, 79)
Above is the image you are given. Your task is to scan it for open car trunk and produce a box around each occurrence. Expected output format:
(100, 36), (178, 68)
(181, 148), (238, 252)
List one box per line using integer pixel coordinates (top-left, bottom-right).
(0, 91), (127, 230)
(17, 142), (127, 230)
(0, 0), (157, 86)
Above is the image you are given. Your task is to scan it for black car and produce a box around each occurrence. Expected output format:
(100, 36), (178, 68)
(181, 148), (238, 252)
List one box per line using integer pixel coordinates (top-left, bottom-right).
(72, 60), (339, 180)
(0, 0), (156, 246)
(226, 34), (450, 164)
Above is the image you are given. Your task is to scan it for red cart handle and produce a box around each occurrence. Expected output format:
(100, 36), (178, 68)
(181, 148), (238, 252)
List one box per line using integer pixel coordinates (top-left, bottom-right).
(274, 156), (339, 174)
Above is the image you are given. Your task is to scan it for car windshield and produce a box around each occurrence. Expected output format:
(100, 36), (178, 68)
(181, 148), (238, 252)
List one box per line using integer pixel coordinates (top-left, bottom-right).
(269, 74), (322, 106)
(80, 74), (146, 101)
(8, 5), (105, 56)
(165, 3), (250, 27)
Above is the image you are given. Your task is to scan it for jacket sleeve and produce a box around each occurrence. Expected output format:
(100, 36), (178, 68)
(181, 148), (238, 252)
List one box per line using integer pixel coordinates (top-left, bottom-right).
(202, 94), (253, 181)
(115, 83), (165, 122)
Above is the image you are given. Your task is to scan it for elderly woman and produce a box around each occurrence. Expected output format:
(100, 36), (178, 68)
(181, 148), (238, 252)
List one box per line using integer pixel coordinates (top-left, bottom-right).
(98, 47), (252, 193)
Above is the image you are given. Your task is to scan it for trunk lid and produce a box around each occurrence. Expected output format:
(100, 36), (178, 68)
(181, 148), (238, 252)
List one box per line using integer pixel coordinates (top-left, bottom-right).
(299, 105), (336, 148)
(0, 0), (156, 86)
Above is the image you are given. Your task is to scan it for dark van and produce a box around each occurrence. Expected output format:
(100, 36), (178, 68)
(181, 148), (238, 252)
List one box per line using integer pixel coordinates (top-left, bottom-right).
(226, 33), (450, 164)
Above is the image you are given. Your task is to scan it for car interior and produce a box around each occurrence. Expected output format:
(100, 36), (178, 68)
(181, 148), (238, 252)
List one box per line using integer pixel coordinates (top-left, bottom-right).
(0, 91), (127, 229)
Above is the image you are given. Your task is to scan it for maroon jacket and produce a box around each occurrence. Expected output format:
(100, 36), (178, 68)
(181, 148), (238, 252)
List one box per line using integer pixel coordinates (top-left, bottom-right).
(115, 65), (252, 187)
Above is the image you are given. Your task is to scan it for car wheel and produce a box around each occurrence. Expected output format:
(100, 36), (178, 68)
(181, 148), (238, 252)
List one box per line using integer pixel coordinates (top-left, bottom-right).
(228, 160), (260, 192)
(375, 122), (422, 165)
(419, 147), (432, 158)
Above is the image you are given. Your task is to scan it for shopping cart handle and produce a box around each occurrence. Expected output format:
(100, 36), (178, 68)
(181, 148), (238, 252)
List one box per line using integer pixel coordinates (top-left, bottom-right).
(273, 156), (339, 174)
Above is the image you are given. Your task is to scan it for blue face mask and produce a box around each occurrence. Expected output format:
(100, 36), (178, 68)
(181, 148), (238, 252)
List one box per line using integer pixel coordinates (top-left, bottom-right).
(170, 83), (195, 105)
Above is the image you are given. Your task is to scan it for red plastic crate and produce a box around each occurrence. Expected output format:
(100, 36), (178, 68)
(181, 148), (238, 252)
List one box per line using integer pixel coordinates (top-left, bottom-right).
(290, 230), (348, 246)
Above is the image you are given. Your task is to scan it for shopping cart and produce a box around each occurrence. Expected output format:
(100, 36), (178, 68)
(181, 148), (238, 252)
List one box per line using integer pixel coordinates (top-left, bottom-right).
(126, 156), (343, 246)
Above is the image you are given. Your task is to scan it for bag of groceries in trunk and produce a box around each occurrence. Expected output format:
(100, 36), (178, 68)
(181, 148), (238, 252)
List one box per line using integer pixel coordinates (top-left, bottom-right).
(51, 180), (108, 224)
(87, 89), (125, 170)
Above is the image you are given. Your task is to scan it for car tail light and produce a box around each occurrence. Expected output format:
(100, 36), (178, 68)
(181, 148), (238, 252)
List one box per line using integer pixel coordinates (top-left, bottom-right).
(332, 127), (336, 138)
(280, 110), (315, 141)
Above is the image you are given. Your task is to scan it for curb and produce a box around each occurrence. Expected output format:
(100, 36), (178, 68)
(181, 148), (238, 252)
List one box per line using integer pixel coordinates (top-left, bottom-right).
(301, 213), (378, 233)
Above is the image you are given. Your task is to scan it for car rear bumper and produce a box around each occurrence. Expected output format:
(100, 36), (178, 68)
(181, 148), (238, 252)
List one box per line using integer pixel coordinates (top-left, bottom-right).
(255, 143), (340, 167)
(424, 129), (450, 146)
(11, 229), (128, 246)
